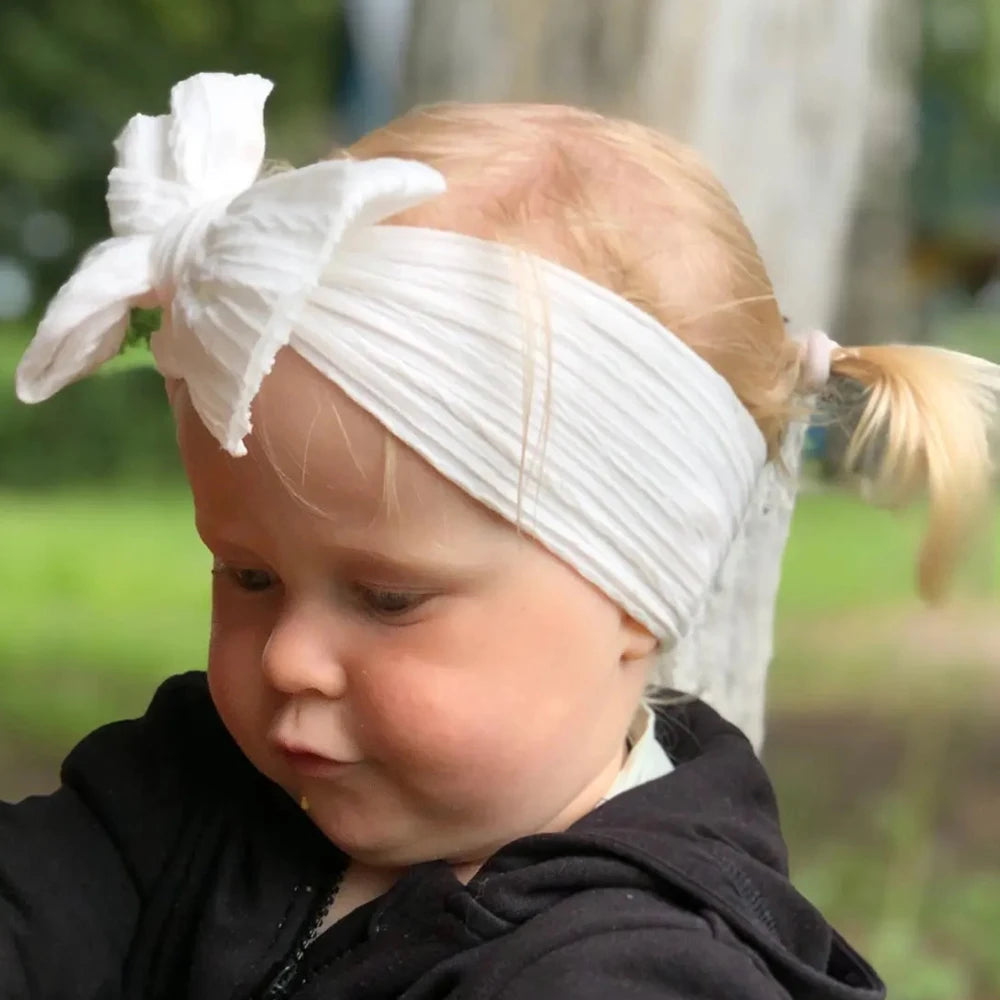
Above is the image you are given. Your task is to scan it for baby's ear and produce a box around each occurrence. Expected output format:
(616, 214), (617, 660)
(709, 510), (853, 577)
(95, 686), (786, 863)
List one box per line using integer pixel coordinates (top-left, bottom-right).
(620, 614), (658, 663)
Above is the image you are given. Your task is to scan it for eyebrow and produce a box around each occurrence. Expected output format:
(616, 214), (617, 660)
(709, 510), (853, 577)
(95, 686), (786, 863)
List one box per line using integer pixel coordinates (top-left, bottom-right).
(195, 517), (493, 584)
(328, 543), (492, 584)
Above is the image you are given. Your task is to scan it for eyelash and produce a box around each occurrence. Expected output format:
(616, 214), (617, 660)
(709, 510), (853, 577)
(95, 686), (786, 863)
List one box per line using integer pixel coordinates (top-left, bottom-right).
(213, 566), (275, 592)
(358, 588), (428, 616)
(211, 564), (430, 618)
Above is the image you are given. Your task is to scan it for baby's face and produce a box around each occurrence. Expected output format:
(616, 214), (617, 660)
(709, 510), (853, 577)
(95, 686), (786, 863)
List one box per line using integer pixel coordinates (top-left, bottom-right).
(174, 350), (652, 868)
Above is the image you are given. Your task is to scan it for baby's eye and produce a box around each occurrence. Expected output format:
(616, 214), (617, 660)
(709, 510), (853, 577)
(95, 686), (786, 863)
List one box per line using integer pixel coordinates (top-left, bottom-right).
(356, 586), (429, 618)
(213, 561), (277, 592)
(234, 569), (277, 592)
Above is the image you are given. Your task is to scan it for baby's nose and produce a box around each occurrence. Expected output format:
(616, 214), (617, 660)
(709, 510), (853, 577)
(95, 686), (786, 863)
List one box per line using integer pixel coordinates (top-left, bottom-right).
(260, 605), (348, 700)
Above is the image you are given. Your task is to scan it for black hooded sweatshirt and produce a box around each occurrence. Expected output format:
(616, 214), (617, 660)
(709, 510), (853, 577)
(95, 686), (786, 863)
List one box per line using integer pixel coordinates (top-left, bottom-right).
(0, 672), (883, 1000)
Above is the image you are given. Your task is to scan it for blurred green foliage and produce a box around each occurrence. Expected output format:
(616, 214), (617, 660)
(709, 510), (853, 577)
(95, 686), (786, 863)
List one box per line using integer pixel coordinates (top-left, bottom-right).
(0, 327), (177, 487)
(918, 0), (1000, 236)
(0, 0), (344, 299)
(0, 489), (205, 742)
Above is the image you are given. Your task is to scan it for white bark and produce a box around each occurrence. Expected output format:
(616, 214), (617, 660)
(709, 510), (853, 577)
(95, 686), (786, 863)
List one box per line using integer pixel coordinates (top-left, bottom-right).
(402, 0), (910, 744)
(405, 0), (886, 331)
(641, 1), (879, 332)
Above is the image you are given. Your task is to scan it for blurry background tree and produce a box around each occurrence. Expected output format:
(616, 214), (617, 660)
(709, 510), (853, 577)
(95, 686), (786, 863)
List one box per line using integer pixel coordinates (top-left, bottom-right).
(401, 0), (947, 754)
(405, 0), (999, 340)
(405, 0), (912, 343)
(913, 0), (1000, 322)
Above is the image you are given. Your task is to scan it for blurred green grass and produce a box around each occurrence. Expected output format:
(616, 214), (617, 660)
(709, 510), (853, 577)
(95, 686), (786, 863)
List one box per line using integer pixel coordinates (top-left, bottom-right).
(0, 490), (207, 743)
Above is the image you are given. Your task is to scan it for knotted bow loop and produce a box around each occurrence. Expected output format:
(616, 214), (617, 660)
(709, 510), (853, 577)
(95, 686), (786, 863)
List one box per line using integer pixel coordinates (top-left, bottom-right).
(150, 197), (233, 302)
(16, 73), (273, 403)
(108, 74), (273, 235)
(16, 71), (448, 425)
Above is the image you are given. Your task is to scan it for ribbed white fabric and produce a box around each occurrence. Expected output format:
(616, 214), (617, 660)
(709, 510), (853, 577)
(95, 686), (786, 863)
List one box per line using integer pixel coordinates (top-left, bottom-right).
(288, 223), (766, 642)
(15, 71), (770, 674)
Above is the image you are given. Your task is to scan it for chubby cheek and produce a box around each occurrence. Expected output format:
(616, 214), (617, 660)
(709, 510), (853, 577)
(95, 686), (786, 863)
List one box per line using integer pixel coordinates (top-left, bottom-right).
(359, 657), (517, 782)
(352, 588), (618, 804)
(357, 678), (529, 828)
(206, 591), (279, 775)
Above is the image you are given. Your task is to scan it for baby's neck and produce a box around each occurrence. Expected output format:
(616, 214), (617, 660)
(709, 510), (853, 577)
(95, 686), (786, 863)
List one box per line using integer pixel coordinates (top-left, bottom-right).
(316, 862), (402, 934)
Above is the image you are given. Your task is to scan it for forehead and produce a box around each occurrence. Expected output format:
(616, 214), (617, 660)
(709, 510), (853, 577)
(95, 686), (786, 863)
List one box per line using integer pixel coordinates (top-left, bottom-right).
(174, 348), (503, 540)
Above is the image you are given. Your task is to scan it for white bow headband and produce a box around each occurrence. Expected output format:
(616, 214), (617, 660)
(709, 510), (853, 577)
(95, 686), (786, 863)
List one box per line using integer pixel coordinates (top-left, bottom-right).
(17, 72), (773, 647)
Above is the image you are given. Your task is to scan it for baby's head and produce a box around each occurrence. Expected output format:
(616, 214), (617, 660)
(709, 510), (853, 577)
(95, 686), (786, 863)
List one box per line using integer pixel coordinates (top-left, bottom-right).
(17, 74), (1000, 867)
(174, 350), (654, 866)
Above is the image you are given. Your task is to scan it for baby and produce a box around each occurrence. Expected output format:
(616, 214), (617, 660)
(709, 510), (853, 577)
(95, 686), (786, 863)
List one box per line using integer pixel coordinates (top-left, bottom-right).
(6, 72), (998, 1000)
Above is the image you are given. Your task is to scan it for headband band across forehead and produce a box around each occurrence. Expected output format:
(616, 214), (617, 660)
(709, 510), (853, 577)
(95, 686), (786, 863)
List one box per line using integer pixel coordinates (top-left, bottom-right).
(16, 72), (768, 650)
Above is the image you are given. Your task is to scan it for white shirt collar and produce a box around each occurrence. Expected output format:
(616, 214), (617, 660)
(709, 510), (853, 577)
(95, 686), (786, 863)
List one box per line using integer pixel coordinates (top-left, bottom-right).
(604, 702), (674, 802)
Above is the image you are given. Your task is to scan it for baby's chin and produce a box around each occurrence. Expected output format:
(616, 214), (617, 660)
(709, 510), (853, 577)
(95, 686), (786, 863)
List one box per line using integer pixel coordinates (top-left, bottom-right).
(301, 793), (501, 873)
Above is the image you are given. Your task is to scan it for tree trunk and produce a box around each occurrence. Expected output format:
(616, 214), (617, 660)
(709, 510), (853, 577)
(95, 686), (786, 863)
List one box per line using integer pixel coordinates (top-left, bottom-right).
(402, 0), (916, 745)
(831, 0), (921, 346)
(405, 0), (905, 332)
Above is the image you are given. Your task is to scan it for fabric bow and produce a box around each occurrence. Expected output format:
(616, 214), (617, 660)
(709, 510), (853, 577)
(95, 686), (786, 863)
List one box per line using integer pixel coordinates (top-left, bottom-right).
(15, 72), (446, 454)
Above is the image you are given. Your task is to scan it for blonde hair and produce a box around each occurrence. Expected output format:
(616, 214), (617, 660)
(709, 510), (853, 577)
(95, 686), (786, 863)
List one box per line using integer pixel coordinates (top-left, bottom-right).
(341, 102), (998, 602)
(826, 346), (998, 600)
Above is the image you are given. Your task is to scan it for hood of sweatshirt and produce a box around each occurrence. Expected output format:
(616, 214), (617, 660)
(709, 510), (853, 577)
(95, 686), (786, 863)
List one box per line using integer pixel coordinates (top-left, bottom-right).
(286, 698), (883, 1000)
(457, 698), (883, 999)
(55, 673), (880, 1000)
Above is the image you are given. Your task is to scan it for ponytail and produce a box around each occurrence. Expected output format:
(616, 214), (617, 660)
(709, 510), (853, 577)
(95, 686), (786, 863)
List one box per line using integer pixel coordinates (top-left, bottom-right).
(820, 344), (1000, 601)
